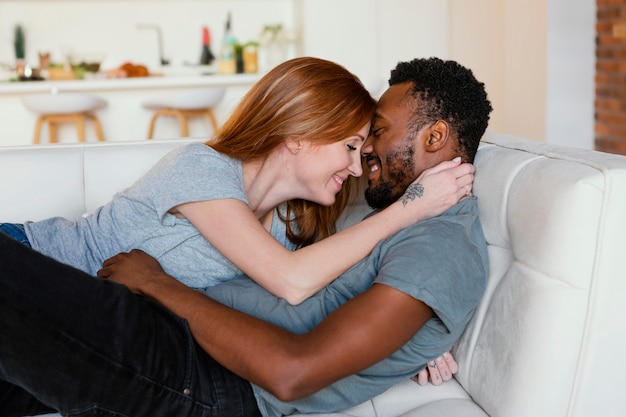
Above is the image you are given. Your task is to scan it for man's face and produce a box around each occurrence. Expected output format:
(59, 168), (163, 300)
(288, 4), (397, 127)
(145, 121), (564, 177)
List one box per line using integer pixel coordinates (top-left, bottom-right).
(362, 82), (433, 209)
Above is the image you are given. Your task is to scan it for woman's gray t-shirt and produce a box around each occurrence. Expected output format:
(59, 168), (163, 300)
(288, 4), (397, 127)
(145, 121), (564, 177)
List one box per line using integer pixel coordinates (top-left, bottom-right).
(25, 143), (295, 289)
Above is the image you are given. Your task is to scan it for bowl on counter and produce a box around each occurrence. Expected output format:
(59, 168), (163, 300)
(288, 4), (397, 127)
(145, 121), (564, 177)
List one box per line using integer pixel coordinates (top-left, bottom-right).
(68, 53), (105, 77)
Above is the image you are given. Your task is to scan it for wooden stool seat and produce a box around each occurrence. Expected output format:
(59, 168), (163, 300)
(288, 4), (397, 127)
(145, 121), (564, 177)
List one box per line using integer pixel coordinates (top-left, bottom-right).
(23, 93), (107, 144)
(142, 88), (226, 139)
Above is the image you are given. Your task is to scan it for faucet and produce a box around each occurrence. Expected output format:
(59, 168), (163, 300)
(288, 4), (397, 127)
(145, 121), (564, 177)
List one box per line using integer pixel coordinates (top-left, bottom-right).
(136, 23), (170, 66)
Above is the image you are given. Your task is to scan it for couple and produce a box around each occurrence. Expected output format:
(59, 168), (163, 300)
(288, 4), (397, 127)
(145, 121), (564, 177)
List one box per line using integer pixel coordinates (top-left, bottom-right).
(0, 56), (492, 417)
(2, 57), (468, 304)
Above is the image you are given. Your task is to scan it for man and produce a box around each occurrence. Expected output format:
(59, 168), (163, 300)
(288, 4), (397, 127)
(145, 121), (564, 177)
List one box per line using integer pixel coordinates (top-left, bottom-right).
(0, 57), (492, 417)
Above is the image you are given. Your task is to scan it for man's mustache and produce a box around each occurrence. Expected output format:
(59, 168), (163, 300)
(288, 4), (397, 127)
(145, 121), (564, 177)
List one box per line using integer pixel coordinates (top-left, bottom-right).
(365, 155), (379, 164)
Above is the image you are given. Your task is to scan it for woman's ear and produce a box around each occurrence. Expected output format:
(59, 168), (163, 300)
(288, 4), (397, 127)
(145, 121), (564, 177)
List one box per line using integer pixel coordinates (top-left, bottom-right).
(285, 137), (302, 155)
(425, 120), (450, 152)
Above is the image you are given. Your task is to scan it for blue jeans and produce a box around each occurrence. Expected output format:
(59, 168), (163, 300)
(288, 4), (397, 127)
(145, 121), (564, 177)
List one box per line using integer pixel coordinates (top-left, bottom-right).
(0, 223), (31, 247)
(0, 234), (261, 417)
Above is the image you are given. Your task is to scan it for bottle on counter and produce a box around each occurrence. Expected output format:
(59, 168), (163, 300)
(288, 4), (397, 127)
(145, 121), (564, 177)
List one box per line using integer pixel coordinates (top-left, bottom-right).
(200, 26), (215, 66)
(13, 25), (26, 71)
(243, 42), (259, 73)
(218, 12), (237, 74)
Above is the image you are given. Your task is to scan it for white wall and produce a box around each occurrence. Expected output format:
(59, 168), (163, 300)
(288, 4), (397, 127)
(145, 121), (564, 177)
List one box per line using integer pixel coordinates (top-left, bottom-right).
(449, 0), (595, 148)
(298, 0), (595, 148)
(546, 0), (596, 149)
(298, 0), (449, 95)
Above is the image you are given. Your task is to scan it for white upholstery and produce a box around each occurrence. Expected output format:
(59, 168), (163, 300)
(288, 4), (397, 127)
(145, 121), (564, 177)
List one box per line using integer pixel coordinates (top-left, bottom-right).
(142, 87), (226, 110)
(2, 132), (625, 417)
(22, 93), (107, 114)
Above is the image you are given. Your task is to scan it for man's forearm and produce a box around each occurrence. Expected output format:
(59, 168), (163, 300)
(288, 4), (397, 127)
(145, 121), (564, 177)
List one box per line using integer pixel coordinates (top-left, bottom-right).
(141, 274), (318, 400)
(100, 251), (433, 402)
(141, 276), (432, 402)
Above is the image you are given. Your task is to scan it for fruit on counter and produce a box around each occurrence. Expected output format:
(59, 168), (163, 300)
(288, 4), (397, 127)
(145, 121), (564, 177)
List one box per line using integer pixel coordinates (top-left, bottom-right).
(106, 62), (150, 78)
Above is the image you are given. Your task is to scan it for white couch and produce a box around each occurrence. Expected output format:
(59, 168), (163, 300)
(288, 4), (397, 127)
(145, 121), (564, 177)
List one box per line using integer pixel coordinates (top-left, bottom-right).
(2, 132), (625, 417)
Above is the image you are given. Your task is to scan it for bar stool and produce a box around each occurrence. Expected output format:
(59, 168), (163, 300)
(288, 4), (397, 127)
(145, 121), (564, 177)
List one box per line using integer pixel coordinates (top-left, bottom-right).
(142, 88), (226, 139)
(23, 93), (107, 144)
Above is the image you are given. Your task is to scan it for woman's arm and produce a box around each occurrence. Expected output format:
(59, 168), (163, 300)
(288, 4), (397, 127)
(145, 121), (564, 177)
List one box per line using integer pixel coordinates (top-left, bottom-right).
(177, 159), (473, 304)
(99, 249), (433, 401)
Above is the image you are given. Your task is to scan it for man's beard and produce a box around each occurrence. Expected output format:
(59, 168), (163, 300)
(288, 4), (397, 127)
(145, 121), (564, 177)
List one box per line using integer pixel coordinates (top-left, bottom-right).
(364, 147), (416, 210)
(364, 180), (397, 210)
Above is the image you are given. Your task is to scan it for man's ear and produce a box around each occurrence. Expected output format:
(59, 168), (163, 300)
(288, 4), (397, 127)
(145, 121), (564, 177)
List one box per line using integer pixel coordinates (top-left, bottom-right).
(425, 120), (450, 152)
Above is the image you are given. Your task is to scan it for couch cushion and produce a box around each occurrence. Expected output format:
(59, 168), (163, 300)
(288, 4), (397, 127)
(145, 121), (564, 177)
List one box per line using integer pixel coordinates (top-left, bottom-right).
(0, 144), (86, 222)
(0, 138), (202, 223)
(82, 138), (203, 213)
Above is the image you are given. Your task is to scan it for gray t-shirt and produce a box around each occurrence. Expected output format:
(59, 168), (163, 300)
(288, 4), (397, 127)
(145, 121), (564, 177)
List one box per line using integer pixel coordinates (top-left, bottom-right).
(205, 197), (488, 416)
(25, 143), (295, 289)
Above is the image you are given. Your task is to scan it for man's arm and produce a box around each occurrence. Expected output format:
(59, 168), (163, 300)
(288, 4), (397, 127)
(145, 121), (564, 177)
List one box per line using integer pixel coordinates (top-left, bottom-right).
(99, 250), (433, 402)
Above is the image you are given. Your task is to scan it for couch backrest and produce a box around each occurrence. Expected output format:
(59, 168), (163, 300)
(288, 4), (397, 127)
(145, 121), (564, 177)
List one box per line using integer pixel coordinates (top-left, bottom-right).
(0, 138), (202, 223)
(454, 132), (626, 417)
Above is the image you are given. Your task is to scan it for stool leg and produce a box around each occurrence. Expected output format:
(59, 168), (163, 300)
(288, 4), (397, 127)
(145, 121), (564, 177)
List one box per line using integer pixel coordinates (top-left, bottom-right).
(147, 112), (161, 139)
(76, 115), (86, 143)
(206, 109), (219, 132)
(33, 116), (44, 144)
(174, 111), (189, 137)
(89, 114), (106, 142)
(49, 119), (58, 144)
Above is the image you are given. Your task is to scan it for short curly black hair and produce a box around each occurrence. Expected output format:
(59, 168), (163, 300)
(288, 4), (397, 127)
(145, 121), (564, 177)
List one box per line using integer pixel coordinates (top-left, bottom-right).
(389, 57), (492, 162)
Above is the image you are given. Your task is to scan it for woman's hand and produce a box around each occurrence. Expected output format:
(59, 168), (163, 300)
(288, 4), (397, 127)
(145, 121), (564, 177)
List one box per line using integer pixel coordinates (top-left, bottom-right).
(97, 250), (169, 294)
(411, 351), (459, 386)
(398, 158), (474, 222)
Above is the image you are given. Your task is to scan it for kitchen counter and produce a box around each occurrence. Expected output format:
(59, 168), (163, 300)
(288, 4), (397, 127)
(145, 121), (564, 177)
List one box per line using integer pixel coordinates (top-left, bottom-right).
(0, 73), (262, 95)
(0, 72), (262, 147)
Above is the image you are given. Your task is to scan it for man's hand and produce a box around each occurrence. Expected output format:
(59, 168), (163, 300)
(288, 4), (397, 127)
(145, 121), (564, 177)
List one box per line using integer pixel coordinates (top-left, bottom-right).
(411, 351), (459, 386)
(97, 249), (168, 294)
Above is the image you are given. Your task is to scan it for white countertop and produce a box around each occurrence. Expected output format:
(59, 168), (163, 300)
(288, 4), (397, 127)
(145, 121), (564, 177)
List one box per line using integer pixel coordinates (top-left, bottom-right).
(0, 73), (262, 95)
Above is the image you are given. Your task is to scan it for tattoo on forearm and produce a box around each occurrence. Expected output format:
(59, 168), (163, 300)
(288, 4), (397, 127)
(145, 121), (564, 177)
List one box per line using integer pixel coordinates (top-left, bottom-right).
(400, 183), (424, 206)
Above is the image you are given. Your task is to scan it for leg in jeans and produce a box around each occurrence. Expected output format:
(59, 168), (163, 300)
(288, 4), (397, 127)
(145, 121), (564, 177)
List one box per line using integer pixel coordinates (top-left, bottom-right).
(0, 234), (261, 417)
(0, 381), (56, 416)
(0, 223), (31, 246)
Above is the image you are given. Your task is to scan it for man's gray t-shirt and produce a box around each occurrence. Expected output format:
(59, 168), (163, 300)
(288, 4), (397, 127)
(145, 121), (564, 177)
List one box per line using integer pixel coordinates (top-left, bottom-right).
(205, 197), (488, 416)
(24, 143), (295, 289)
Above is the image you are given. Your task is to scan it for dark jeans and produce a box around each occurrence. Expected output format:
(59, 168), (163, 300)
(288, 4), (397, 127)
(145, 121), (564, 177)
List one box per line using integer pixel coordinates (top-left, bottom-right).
(0, 223), (30, 246)
(0, 234), (261, 417)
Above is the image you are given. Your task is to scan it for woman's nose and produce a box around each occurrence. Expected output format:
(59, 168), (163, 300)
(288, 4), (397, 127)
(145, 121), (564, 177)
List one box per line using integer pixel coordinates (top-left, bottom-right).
(361, 135), (374, 157)
(349, 153), (363, 177)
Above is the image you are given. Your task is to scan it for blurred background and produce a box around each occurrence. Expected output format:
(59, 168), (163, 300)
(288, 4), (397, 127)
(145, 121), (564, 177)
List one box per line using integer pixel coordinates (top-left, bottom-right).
(0, 0), (615, 154)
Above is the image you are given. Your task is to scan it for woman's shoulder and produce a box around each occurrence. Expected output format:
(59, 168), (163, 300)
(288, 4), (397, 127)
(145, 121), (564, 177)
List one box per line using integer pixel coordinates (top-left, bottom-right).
(178, 142), (239, 166)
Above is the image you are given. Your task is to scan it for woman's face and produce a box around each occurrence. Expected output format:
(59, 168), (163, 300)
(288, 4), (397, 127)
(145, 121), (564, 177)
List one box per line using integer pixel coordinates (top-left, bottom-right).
(294, 122), (369, 206)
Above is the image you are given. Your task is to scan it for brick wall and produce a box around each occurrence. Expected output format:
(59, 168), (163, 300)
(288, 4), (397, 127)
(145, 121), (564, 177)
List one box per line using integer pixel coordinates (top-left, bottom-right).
(596, 0), (626, 155)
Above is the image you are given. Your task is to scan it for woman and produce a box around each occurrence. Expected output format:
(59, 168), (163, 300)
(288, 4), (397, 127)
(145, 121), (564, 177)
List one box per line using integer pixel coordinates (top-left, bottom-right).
(0, 57), (472, 304)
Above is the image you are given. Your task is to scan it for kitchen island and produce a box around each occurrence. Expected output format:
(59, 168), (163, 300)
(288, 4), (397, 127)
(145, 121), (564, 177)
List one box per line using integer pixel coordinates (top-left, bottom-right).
(0, 72), (262, 147)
